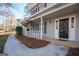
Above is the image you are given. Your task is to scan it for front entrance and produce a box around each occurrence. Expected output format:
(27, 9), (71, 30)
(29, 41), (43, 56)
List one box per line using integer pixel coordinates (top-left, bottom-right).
(59, 18), (69, 39)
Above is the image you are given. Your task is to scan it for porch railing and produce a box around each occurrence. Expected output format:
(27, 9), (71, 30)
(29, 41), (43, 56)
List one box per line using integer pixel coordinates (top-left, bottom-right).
(29, 30), (40, 39)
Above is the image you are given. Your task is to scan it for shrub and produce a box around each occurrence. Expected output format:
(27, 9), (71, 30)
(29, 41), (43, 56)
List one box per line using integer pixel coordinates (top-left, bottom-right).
(15, 26), (23, 35)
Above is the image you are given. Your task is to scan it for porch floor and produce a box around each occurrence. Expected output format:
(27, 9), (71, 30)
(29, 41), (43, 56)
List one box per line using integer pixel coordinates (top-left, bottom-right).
(44, 38), (79, 48)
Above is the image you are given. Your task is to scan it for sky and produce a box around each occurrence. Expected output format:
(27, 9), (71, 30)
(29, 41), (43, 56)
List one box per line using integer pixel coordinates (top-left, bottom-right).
(0, 15), (4, 25)
(12, 3), (27, 19)
(0, 3), (28, 24)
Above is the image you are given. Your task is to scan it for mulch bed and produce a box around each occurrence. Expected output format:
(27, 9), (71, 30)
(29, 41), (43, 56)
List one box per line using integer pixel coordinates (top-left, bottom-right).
(16, 35), (50, 49)
(67, 47), (79, 56)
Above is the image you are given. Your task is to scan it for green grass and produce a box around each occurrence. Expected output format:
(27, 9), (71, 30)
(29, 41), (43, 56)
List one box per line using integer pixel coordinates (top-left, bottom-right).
(0, 35), (8, 53)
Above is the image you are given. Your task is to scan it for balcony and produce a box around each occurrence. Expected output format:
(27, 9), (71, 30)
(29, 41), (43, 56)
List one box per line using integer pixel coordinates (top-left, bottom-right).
(30, 3), (56, 16)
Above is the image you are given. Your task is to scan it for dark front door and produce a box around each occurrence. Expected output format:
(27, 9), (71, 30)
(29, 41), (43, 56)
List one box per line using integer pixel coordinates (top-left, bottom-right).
(59, 18), (69, 39)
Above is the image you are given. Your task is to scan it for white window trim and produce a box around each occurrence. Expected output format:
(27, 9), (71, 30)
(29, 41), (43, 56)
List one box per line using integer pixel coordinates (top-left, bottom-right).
(55, 15), (76, 40)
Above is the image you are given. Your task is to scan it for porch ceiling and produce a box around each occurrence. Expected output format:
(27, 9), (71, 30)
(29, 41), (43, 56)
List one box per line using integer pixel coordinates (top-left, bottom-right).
(43, 4), (79, 20)
(25, 18), (41, 26)
(23, 4), (79, 25)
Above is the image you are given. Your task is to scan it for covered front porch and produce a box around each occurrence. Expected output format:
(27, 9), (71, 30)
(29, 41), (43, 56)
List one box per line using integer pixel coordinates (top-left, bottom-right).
(23, 3), (79, 41)
(24, 18), (42, 39)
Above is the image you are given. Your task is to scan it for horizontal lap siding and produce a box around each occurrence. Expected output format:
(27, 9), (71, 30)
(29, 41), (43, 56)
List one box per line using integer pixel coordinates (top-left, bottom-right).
(75, 13), (79, 41)
(44, 19), (55, 38)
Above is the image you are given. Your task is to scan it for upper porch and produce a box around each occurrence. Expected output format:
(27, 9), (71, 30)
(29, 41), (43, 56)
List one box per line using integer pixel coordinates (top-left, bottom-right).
(23, 3), (78, 23)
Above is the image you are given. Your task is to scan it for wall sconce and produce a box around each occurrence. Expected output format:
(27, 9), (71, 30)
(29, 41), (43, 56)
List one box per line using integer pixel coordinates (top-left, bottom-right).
(49, 20), (52, 23)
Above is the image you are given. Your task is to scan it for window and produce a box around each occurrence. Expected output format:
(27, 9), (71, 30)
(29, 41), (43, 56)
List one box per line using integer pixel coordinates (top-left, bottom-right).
(44, 3), (47, 8)
(31, 7), (38, 15)
(31, 10), (34, 15)
(71, 17), (74, 28)
(37, 7), (39, 11)
(35, 8), (37, 13)
(36, 24), (39, 30)
(44, 22), (47, 34)
(56, 21), (58, 29)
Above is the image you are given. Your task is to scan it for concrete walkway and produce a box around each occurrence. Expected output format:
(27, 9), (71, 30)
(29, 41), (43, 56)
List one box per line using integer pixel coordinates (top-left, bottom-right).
(4, 35), (68, 56)
(44, 38), (79, 48)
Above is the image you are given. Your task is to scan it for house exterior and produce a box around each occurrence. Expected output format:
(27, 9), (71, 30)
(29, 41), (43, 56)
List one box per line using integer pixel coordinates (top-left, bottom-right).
(22, 3), (79, 41)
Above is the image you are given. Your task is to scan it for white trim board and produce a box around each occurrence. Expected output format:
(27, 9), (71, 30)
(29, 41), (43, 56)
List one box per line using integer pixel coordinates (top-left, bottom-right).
(55, 15), (76, 41)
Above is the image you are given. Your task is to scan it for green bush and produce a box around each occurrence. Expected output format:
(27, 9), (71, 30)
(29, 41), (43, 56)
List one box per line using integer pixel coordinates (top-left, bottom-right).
(15, 26), (23, 35)
(0, 35), (8, 53)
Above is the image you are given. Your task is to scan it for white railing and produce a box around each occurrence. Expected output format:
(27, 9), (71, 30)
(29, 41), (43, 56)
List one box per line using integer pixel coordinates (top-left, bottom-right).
(29, 30), (40, 39)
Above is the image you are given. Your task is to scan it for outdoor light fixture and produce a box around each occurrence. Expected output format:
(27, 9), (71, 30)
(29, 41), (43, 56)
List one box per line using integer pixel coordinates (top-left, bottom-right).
(49, 20), (52, 23)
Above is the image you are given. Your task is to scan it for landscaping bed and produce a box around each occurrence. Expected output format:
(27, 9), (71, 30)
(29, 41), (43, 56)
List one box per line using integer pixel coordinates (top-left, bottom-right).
(67, 47), (79, 56)
(16, 35), (50, 49)
(0, 35), (8, 53)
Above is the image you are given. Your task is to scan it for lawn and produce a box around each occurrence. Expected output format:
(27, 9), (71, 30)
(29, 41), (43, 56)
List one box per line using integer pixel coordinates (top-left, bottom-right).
(0, 35), (8, 53)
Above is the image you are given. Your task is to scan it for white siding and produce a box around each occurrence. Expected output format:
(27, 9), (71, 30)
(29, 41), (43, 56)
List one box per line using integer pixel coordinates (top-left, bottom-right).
(44, 19), (55, 38)
(47, 3), (55, 7)
(21, 25), (28, 36)
(28, 3), (38, 11)
(75, 13), (79, 41)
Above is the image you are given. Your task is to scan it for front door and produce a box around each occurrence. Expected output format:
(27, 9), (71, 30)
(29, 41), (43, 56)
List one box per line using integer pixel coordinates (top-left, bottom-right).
(59, 18), (69, 39)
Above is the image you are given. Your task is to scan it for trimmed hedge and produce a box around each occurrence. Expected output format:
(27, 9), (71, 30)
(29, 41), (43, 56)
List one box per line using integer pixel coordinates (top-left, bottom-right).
(15, 26), (23, 35)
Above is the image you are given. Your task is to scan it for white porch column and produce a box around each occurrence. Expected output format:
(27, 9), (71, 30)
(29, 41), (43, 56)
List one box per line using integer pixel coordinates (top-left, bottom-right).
(40, 16), (43, 39)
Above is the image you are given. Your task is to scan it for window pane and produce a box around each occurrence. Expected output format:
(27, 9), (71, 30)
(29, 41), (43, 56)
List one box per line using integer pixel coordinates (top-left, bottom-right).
(44, 22), (47, 34)
(44, 3), (47, 8)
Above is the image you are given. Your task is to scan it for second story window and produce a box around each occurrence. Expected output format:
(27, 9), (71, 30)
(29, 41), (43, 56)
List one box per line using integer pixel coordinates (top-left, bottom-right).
(31, 8), (38, 15)
(44, 3), (47, 8)
(35, 8), (37, 13)
(37, 7), (39, 11)
(31, 4), (47, 15)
